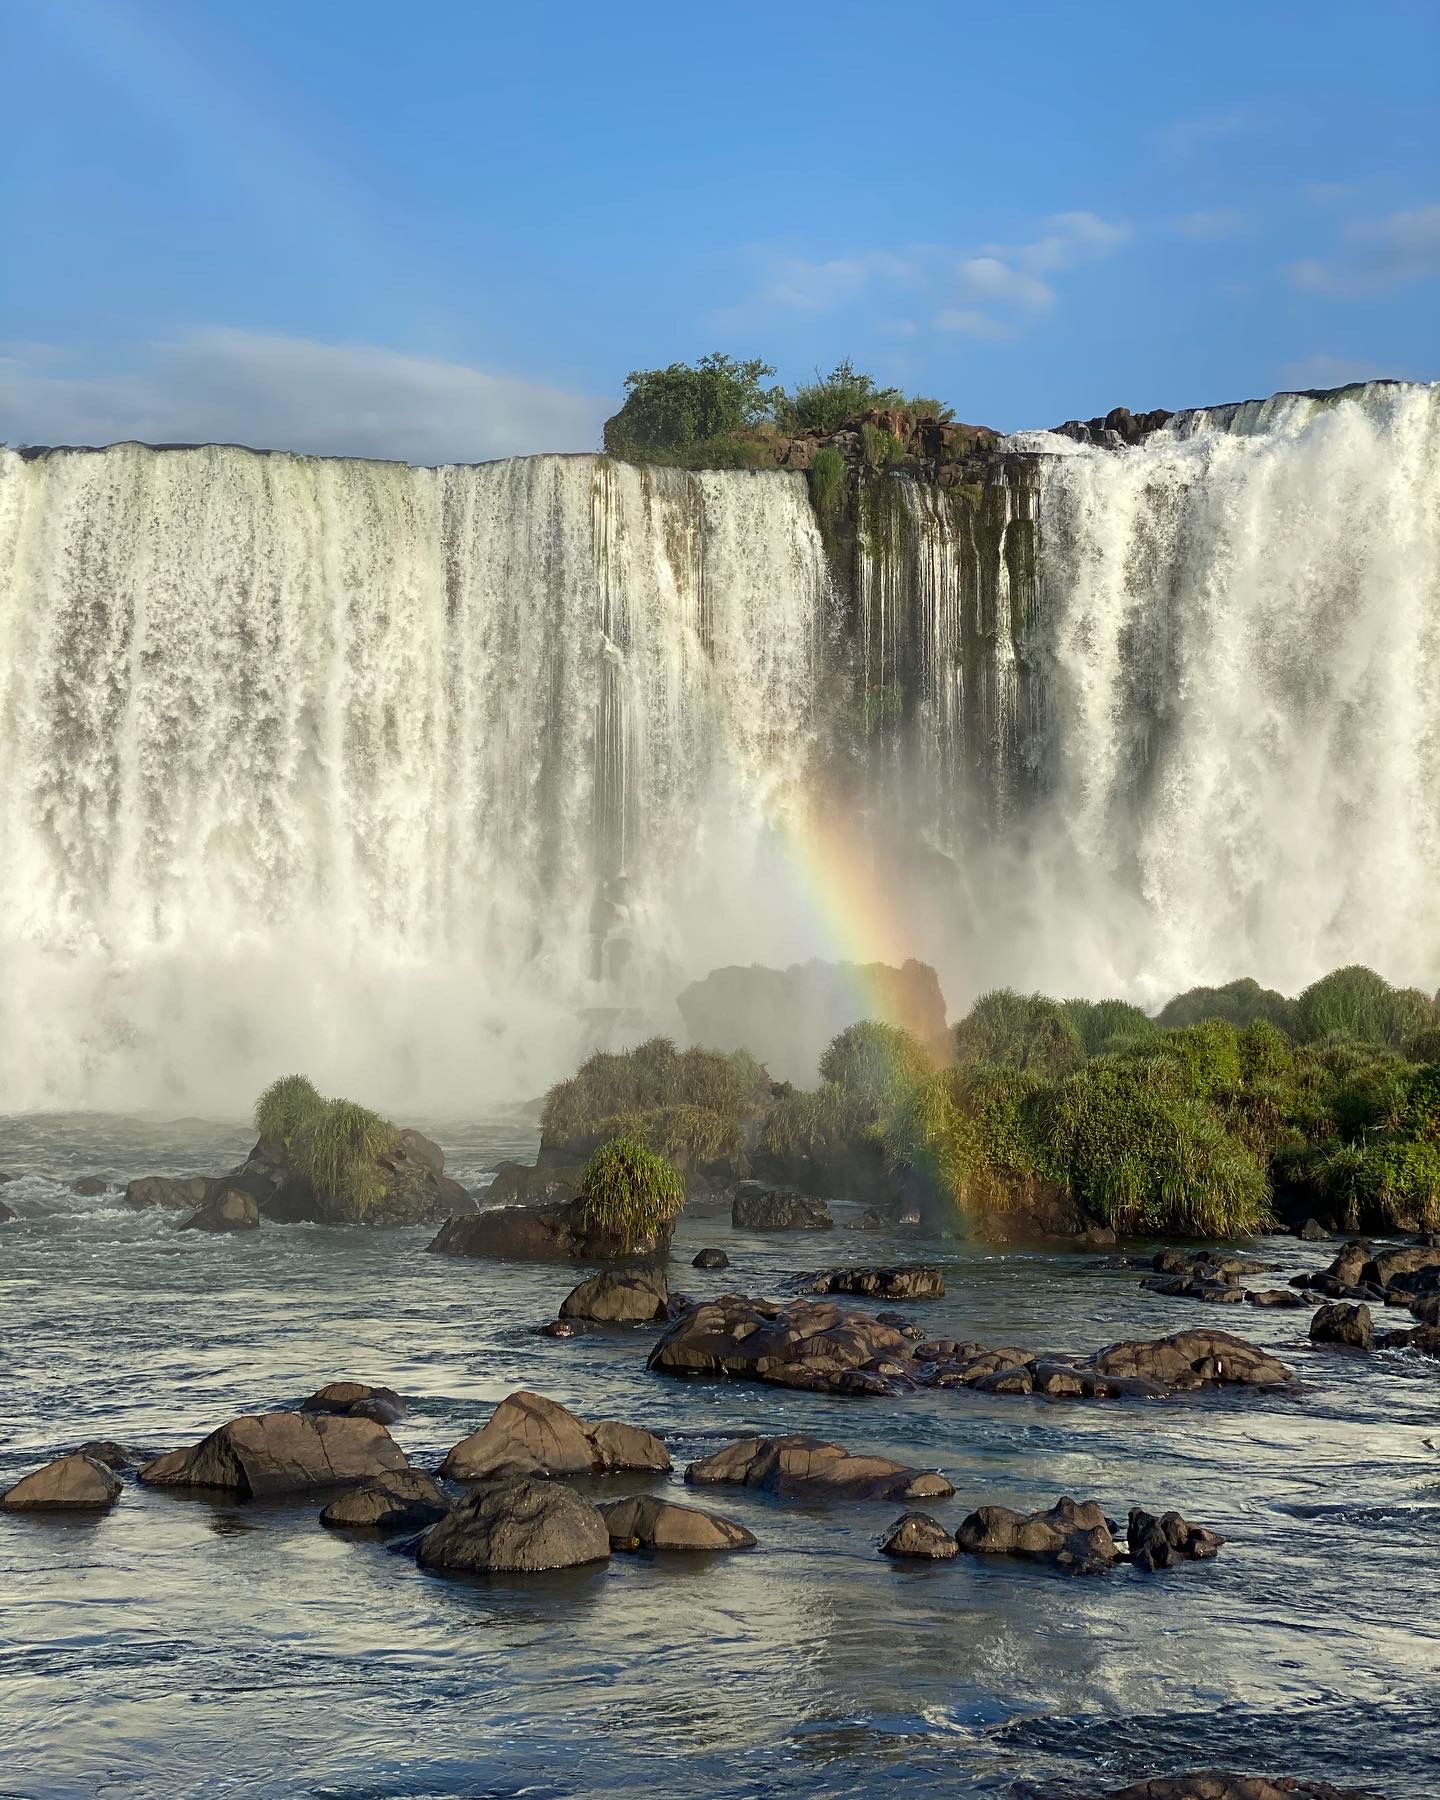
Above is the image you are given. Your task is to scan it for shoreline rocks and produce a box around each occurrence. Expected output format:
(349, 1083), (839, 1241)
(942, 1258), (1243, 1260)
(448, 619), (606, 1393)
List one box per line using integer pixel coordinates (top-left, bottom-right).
(686, 1434), (953, 1503)
(139, 1412), (409, 1497)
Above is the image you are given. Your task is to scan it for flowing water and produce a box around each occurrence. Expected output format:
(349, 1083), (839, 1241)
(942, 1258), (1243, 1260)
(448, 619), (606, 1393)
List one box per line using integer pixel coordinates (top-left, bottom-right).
(3, 381), (1438, 1116)
(2, 1114), (1438, 1799)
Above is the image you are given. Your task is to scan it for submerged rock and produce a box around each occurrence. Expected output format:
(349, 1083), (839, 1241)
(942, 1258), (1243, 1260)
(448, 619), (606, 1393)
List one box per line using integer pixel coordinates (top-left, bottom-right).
(73, 1440), (138, 1470)
(692, 1247), (729, 1269)
(416, 1476), (610, 1574)
(1127, 1506), (1225, 1570)
(439, 1391), (669, 1481)
(797, 1266), (944, 1301)
(686, 1434), (953, 1503)
(320, 1470), (451, 1531)
(430, 1194), (672, 1264)
(180, 1185), (260, 1233)
(139, 1412), (409, 1497)
(67, 1175), (111, 1196)
(956, 1497), (1120, 1575)
(1, 1452), (123, 1512)
(598, 1495), (755, 1552)
(1310, 1302), (1374, 1350)
(648, 1294), (916, 1394)
(301, 1381), (405, 1425)
(559, 1264), (669, 1324)
(125, 1174), (212, 1211)
(879, 1511), (958, 1559)
(731, 1184), (833, 1231)
(1084, 1776), (1386, 1800)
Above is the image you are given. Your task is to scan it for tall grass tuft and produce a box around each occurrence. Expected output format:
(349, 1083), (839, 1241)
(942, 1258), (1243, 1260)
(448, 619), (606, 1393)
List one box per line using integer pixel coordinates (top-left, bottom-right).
(576, 1135), (685, 1251)
(255, 1073), (326, 1147)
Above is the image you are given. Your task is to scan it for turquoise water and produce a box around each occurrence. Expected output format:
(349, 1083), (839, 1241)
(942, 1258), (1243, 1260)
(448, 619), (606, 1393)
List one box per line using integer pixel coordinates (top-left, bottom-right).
(1, 1113), (1436, 1799)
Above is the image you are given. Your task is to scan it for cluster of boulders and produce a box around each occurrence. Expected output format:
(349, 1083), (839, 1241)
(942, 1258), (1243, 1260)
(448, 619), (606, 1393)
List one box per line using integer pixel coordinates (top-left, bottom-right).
(881, 1496), (1224, 1577)
(731, 1183), (834, 1231)
(1142, 1249), (1306, 1309)
(793, 1265), (944, 1300)
(685, 1434), (953, 1503)
(1081, 1776), (1383, 1800)
(647, 1292), (1295, 1400)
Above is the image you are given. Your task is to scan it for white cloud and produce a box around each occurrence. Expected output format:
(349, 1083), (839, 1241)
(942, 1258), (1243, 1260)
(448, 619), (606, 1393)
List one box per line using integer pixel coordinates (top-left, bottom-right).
(759, 252), (918, 311)
(1173, 207), (1249, 241)
(982, 211), (1130, 275)
(953, 256), (1056, 311)
(932, 308), (1016, 341)
(1288, 203), (1440, 295)
(1157, 112), (1251, 157)
(0, 330), (603, 461)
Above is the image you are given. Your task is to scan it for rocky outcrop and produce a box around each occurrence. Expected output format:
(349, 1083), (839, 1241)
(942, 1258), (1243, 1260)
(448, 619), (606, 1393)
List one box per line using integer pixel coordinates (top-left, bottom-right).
(1053, 404), (1175, 448)
(125, 1174), (212, 1211)
(1083, 1777), (1385, 1800)
(1, 1452), (123, 1511)
(1310, 1302), (1374, 1349)
(879, 1511), (958, 1559)
(139, 1412), (409, 1497)
(692, 1247), (729, 1269)
(915, 1328), (1293, 1398)
(416, 1477), (610, 1574)
(319, 1470), (451, 1531)
(301, 1381), (405, 1425)
(439, 1391), (669, 1481)
(797, 1266), (944, 1301)
(956, 1497), (1120, 1575)
(731, 1185), (833, 1231)
(559, 1265), (669, 1324)
(648, 1295), (915, 1395)
(430, 1194), (672, 1264)
(675, 956), (950, 1086)
(1144, 1249), (1278, 1306)
(180, 1184), (260, 1233)
(685, 1434), (953, 1503)
(597, 1495), (755, 1552)
(237, 1126), (472, 1228)
(1127, 1507), (1225, 1570)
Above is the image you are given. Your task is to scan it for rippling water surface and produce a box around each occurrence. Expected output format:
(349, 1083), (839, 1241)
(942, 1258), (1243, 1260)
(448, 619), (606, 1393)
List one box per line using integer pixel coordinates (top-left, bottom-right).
(2, 1113), (1437, 1800)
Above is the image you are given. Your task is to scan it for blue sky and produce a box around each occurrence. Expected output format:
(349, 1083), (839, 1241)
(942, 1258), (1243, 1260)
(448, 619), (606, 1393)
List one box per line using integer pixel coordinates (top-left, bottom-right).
(3, 0), (1437, 459)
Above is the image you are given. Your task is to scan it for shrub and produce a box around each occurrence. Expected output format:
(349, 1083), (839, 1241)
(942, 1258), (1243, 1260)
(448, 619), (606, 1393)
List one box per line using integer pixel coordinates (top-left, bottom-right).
(860, 423), (904, 469)
(1143, 1020), (1244, 1097)
(1293, 965), (1436, 1048)
(289, 1097), (399, 1217)
(584, 1104), (742, 1168)
(760, 1082), (874, 1162)
(1157, 976), (1295, 1034)
(885, 1063), (1051, 1220)
(1404, 1027), (1440, 1063)
(254, 1073), (325, 1147)
(808, 444), (846, 516)
(818, 1020), (932, 1109)
(1047, 1060), (1271, 1237)
(541, 1038), (763, 1150)
(576, 1136), (684, 1250)
(953, 989), (1086, 1080)
(777, 360), (952, 435)
(1062, 997), (1157, 1057)
(603, 354), (781, 460)
(1308, 1139), (1440, 1233)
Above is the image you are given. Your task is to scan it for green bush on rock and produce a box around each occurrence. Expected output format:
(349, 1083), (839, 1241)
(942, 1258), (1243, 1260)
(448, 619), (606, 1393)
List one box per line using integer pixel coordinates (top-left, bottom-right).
(819, 1020), (932, 1109)
(576, 1136), (685, 1253)
(953, 989), (1086, 1080)
(1293, 964), (1437, 1048)
(542, 1037), (764, 1166)
(254, 1073), (326, 1148)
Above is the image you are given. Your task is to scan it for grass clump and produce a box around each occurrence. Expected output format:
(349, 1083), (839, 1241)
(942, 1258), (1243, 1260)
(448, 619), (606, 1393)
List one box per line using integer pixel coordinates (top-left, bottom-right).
(585, 1103), (743, 1168)
(808, 444), (846, 517)
(1157, 976), (1296, 1034)
(1293, 964), (1437, 1048)
(289, 1098), (400, 1216)
(255, 1073), (326, 1147)
(819, 1020), (933, 1109)
(576, 1135), (685, 1251)
(953, 989), (1086, 1080)
(1062, 997), (1157, 1058)
(542, 1037), (764, 1159)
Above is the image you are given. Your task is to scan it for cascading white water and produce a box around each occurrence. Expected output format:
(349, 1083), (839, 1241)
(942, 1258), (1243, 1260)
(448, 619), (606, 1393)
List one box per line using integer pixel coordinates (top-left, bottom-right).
(2, 381), (1437, 1113)
(0, 446), (830, 1111)
(1012, 380), (1440, 1003)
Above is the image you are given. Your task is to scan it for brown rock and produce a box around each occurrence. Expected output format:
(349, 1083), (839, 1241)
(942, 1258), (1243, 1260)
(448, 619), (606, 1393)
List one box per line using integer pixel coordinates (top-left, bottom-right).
(416, 1477), (610, 1573)
(439, 1391), (669, 1480)
(1127, 1506), (1225, 1570)
(1310, 1302), (1373, 1350)
(879, 1511), (958, 1558)
(648, 1293), (915, 1394)
(731, 1186), (833, 1231)
(180, 1185), (260, 1233)
(685, 1434), (953, 1503)
(67, 1175), (110, 1196)
(301, 1381), (405, 1425)
(799, 1266), (944, 1300)
(598, 1495), (754, 1551)
(319, 1470), (451, 1531)
(125, 1174), (211, 1211)
(1085, 1776), (1384, 1800)
(430, 1192), (670, 1263)
(139, 1412), (408, 1497)
(559, 1265), (669, 1324)
(956, 1496), (1120, 1574)
(2, 1453), (123, 1511)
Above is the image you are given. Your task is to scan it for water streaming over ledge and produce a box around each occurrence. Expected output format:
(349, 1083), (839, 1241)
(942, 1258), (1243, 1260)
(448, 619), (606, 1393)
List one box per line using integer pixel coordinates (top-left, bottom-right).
(1, 380), (1437, 1111)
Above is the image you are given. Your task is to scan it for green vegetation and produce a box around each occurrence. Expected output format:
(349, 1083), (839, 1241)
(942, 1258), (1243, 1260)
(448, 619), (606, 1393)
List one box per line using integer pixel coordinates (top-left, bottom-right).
(541, 1036), (766, 1166)
(819, 1020), (932, 1107)
(1292, 964), (1435, 1048)
(807, 444), (846, 516)
(254, 1076), (400, 1218)
(777, 359), (954, 435)
(602, 353), (781, 463)
(1156, 975), (1295, 1034)
(575, 1135), (685, 1251)
(953, 989), (1086, 1080)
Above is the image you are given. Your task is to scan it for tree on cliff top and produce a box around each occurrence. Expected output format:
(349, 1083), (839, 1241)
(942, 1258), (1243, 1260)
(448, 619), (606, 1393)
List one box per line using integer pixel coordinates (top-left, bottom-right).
(778, 359), (955, 434)
(602, 353), (781, 459)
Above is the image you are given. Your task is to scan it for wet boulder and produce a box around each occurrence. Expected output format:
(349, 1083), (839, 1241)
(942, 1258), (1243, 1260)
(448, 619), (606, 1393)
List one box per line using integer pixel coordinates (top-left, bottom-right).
(240, 1125), (473, 1229)
(686, 1434), (953, 1503)
(1297, 1218), (1331, 1242)
(416, 1476), (610, 1573)
(180, 1184), (260, 1233)
(1127, 1506), (1225, 1570)
(319, 1470), (451, 1531)
(1085, 1329), (1293, 1391)
(797, 1266), (944, 1301)
(125, 1174), (212, 1212)
(67, 1175), (111, 1196)
(880, 1511), (958, 1559)
(1309, 1302), (1373, 1350)
(139, 1412), (409, 1497)
(648, 1294), (917, 1395)
(559, 1264), (669, 1324)
(1084, 1776), (1385, 1800)
(439, 1391), (669, 1481)
(598, 1495), (755, 1552)
(1363, 1245), (1440, 1290)
(956, 1496), (1120, 1575)
(73, 1440), (138, 1470)
(1246, 1288), (1312, 1308)
(1, 1452), (123, 1512)
(430, 1193), (671, 1264)
(0, 1196), (12, 1223)
(692, 1247), (729, 1269)
(301, 1381), (405, 1425)
(731, 1184), (833, 1231)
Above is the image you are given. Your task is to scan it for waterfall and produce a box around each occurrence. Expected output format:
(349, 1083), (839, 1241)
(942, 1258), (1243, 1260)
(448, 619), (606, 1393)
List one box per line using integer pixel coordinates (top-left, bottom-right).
(1017, 379), (1440, 1002)
(0, 446), (829, 1110)
(1, 380), (1437, 1112)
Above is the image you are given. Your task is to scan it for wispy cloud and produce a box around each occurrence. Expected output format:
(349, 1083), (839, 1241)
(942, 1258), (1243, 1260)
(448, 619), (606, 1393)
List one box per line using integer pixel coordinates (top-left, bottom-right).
(1156, 111), (1252, 157)
(936, 212), (1129, 337)
(1172, 207), (1250, 241)
(1289, 203), (1440, 295)
(759, 252), (918, 311)
(0, 330), (603, 461)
